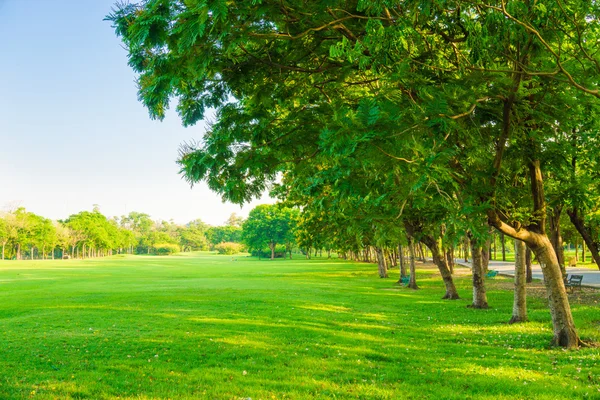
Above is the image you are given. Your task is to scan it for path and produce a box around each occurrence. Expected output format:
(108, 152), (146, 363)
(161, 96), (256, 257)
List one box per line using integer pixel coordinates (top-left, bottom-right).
(454, 258), (600, 288)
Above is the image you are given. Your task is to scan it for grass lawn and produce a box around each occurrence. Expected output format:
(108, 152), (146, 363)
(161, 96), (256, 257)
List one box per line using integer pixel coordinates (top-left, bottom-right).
(1, 253), (600, 399)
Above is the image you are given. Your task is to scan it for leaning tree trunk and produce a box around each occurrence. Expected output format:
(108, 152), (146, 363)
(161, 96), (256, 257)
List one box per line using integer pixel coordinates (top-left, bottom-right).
(421, 235), (459, 299)
(470, 239), (488, 309)
(510, 240), (528, 324)
(407, 239), (419, 289)
(488, 160), (581, 347)
(531, 235), (580, 347)
(375, 247), (388, 278)
(568, 208), (600, 269)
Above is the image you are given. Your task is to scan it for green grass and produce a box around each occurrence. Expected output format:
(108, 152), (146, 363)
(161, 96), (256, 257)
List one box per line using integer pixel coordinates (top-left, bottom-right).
(1, 253), (599, 399)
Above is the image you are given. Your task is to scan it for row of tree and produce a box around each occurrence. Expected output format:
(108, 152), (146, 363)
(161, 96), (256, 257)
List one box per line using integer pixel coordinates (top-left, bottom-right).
(108, 0), (600, 348)
(0, 207), (244, 260)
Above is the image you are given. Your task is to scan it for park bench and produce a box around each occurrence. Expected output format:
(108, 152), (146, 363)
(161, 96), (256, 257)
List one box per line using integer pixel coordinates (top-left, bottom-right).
(486, 270), (498, 279)
(564, 274), (583, 293)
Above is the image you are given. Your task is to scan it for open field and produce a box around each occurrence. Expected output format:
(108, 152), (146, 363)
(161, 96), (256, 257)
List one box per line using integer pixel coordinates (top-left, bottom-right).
(1, 253), (600, 399)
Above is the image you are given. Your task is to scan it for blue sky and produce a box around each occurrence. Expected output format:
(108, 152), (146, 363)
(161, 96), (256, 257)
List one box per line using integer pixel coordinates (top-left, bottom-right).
(0, 0), (270, 225)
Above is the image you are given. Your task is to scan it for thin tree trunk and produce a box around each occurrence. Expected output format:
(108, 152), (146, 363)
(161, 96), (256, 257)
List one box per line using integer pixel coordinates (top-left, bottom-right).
(567, 208), (600, 269)
(270, 242), (275, 260)
(407, 239), (418, 289)
(446, 247), (455, 274)
(398, 244), (407, 279)
(510, 240), (528, 324)
(482, 235), (491, 274)
(549, 205), (566, 278)
(501, 232), (506, 261)
(525, 247), (533, 283)
(421, 235), (459, 299)
(375, 247), (388, 278)
(470, 238), (488, 309)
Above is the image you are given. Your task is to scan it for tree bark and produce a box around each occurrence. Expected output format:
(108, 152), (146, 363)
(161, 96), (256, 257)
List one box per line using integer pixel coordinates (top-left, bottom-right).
(567, 211), (600, 269)
(487, 159), (581, 348)
(501, 232), (506, 261)
(398, 244), (407, 279)
(510, 240), (528, 323)
(525, 247), (533, 283)
(417, 243), (425, 261)
(421, 235), (459, 299)
(469, 238), (488, 309)
(270, 242), (275, 260)
(482, 236), (491, 274)
(407, 239), (418, 289)
(375, 247), (388, 278)
(549, 204), (566, 278)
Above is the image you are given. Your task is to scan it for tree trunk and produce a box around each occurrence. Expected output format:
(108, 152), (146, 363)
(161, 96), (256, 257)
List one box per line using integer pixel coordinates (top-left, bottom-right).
(407, 239), (418, 289)
(549, 205), (566, 278)
(270, 242), (275, 260)
(463, 237), (469, 262)
(488, 161), (581, 347)
(510, 240), (528, 324)
(525, 247), (533, 283)
(398, 244), (407, 279)
(501, 232), (506, 261)
(482, 236), (491, 274)
(532, 235), (580, 347)
(417, 243), (425, 261)
(421, 235), (459, 299)
(30, 246), (34, 260)
(375, 247), (388, 278)
(567, 208), (600, 269)
(446, 247), (455, 274)
(582, 241), (586, 263)
(470, 239), (488, 309)
(1, 242), (4, 260)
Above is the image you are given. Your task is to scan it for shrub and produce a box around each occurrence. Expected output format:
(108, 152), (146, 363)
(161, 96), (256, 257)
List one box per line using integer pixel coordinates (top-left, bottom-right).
(214, 242), (243, 255)
(153, 243), (180, 255)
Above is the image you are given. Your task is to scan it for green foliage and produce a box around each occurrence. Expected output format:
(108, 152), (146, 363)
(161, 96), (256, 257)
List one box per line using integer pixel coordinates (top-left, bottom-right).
(214, 241), (243, 255)
(153, 242), (180, 255)
(207, 225), (242, 247)
(242, 204), (298, 258)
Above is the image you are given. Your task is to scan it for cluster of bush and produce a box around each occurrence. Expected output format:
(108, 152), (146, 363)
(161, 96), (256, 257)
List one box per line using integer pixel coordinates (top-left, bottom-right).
(153, 243), (181, 255)
(214, 242), (244, 255)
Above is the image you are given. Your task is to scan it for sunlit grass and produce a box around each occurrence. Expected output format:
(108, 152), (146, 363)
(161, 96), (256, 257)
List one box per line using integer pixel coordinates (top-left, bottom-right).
(0, 253), (599, 399)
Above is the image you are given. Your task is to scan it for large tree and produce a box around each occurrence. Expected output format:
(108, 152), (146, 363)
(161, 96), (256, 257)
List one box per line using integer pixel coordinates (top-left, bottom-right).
(108, 0), (600, 348)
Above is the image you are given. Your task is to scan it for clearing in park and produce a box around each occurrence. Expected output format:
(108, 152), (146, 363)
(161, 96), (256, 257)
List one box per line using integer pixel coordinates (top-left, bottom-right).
(1, 253), (599, 399)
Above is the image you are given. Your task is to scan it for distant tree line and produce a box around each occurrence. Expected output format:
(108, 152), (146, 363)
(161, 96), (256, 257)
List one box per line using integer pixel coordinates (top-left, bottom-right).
(0, 207), (243, 260)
